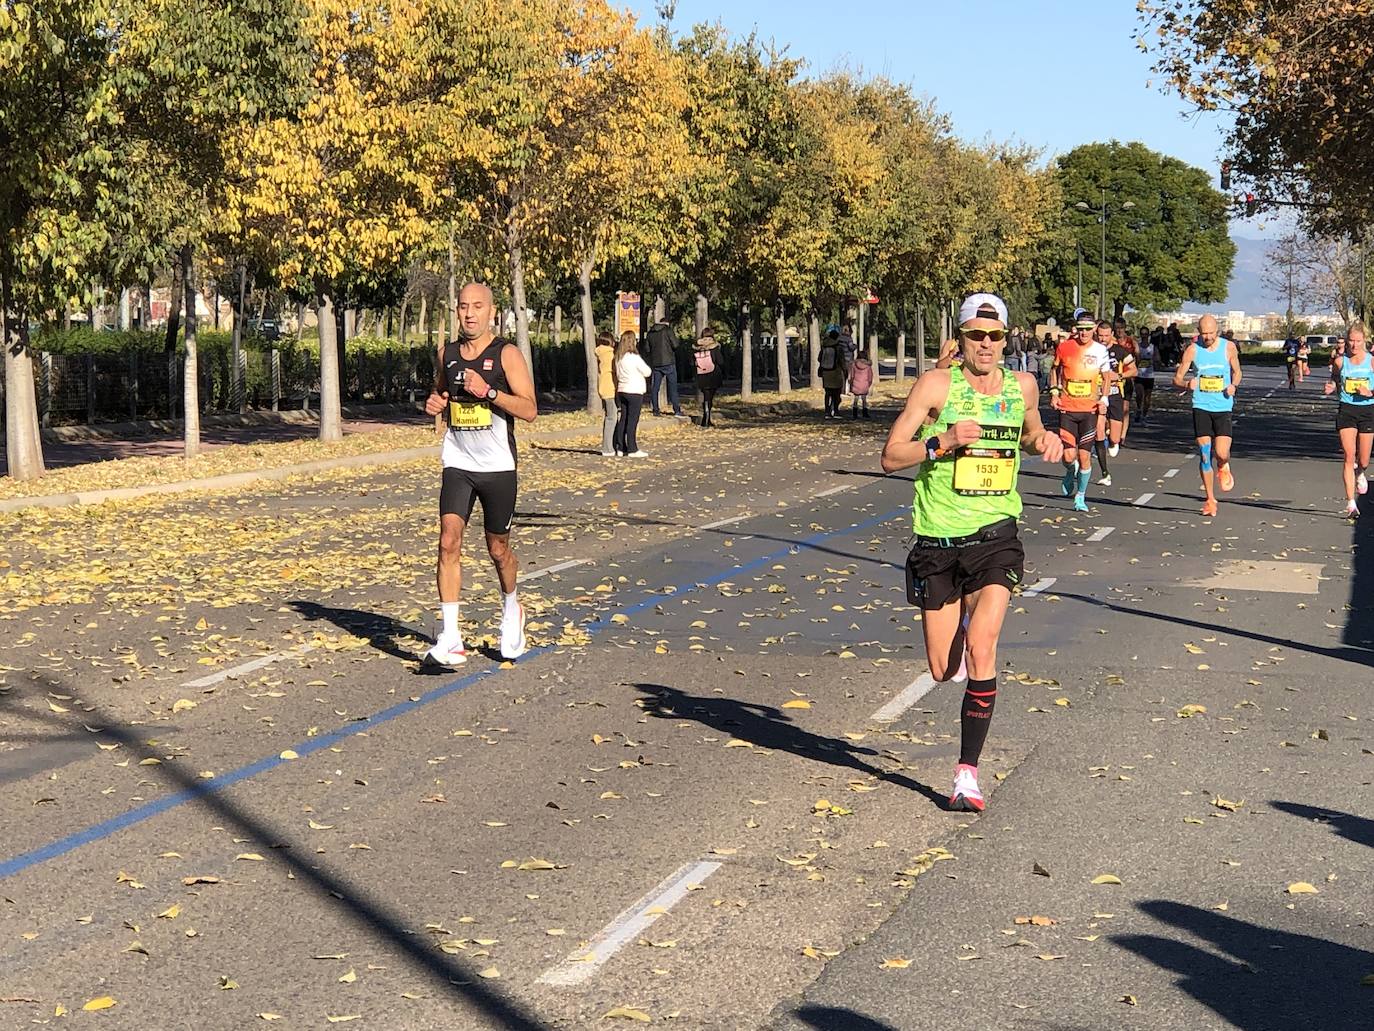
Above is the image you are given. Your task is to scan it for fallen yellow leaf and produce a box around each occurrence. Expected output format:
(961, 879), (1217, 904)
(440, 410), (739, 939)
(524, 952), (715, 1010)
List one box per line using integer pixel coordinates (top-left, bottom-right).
(603, 1006), (652, 1022)
(1092, 874), (1123, 885)
(83, 997), (116, 1012)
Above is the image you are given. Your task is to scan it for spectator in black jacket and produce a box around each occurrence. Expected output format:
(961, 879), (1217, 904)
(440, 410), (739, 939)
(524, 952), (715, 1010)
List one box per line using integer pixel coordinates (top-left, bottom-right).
(645, 319), (685, 418)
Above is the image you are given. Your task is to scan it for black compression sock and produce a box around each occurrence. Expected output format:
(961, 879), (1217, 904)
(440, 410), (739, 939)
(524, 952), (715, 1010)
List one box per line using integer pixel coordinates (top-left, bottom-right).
(959, 677), (998, 767)
(1094, 440), (1110, 474)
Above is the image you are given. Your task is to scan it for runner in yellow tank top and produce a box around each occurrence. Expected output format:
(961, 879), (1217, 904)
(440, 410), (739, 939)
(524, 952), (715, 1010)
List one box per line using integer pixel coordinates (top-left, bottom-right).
(882, 293), (1063, 812)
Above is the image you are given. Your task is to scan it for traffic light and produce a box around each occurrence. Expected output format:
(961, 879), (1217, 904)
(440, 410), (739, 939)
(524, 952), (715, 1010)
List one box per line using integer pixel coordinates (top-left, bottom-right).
(1220, 161), (1231, 191)
(1244, 192), (1257, 218)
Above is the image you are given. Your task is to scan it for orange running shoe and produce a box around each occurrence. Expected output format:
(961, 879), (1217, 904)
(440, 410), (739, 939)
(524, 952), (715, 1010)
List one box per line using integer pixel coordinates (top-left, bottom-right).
(1219, 465), (1235, 492)
(1201, 499), (1219, 517)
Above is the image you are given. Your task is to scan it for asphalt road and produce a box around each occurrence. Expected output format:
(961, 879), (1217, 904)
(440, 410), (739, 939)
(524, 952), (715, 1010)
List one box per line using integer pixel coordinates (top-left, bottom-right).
(0, 366), (1369, 1030)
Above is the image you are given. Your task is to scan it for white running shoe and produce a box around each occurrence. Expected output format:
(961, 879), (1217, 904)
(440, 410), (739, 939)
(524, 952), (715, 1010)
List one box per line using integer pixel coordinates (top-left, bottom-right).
(601, 450), (617, 457)
(948, 763), (985, 812)
(1108, 444), (1119, 458)
(628, 450), (650, 458)
(1345, 500), (1359, 519)
(425, 637), (467, 667)
(1358, 470), (1369, 496)
(500, 603), (528, 660)
(1097, 474), (1112, 487)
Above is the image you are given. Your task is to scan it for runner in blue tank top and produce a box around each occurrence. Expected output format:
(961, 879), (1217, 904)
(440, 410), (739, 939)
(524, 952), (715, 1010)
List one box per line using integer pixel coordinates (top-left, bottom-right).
(1324, 321), (1374, 519)
(1173, 314), (1242, 518)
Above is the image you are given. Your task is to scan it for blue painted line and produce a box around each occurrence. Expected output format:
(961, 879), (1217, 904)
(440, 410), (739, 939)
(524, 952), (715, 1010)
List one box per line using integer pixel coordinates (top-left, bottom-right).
(0, 503), (906, 882)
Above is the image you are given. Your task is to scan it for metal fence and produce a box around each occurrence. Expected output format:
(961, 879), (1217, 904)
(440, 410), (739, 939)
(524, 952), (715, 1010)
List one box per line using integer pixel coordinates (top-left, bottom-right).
(1, 347), (443, 428)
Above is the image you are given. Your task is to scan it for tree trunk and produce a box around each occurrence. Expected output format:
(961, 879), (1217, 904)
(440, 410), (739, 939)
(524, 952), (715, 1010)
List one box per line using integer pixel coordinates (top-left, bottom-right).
(506, 228), (534, 371)
(809, 313), (821, 388)
(232, 263), (247, 413)
(181, 244), (201, 457)
(118, 287), (131, 331)
(336, 305), (348, 403)
(2, 271), (47, 480)
(896, 322), (907, 384)
(164, 262), (184, 355)
(868, 331), (878, 380)
(447, 228), (457, 334)
(775, 301), (791, 395)
(741, 307), (753, 401)
(62, 304), (71, 332)
(212, 286), (220, 329)
(398, 299), (409, 345)
(317, 286), (342, 441)
(418, 293), (429, 348)
(916, 304), (927, 377)
(579, 252), (599, 417)
(653, 293), (666, 323)
(695, 292), (709, 339)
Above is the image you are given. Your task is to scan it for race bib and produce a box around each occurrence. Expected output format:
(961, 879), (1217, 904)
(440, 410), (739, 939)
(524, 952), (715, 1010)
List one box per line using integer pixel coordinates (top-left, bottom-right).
(449, 399), (492, 430)
(1199, 375), (1225, 392)
(1065, 380), (1093, 398)
(953, 447), (1016, 496)
(1346, 377), (1370, 394)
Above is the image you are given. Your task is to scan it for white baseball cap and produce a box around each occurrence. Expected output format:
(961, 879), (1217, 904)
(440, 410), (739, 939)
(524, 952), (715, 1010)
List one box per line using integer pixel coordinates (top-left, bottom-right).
(958, 292), (1008, 327)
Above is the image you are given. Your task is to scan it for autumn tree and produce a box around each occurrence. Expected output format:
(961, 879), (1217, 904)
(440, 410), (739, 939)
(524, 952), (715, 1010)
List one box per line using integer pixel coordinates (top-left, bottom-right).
(0, 0), (116, 480)
(1142, 0), (1374, 234)
(226, 0), (441, 441)
(96, 0), (311, 455)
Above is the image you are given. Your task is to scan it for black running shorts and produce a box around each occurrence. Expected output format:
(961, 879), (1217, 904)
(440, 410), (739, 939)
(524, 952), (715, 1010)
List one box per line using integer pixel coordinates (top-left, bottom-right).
(1106, 394), (1126, 422)
(904, 518), (1025, 611)
(1134, 379), (1154, 401)
(1191, 409), (1233, 440)
(1337, 402), (1374, 433)
(440, 468), (517, 534)
(1058, 410), (1097, 447)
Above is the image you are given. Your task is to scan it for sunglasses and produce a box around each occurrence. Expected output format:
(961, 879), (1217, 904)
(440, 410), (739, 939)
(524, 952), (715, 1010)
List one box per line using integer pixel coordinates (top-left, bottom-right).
(960, 329), (1006, 342)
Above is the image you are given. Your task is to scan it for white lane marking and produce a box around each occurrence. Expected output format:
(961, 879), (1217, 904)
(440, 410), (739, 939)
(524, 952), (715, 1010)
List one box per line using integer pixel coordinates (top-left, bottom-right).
(1086, 526), (1116, 543)
(1021, 577), (1057, 598)
(536, 859), (723, 987)
(698, 513), (751, 531)
(181, 643), (318, 689)
(870, 673), (940, 723)
(521, 558), (589, 582)
(1132, 492), (1156, 506)
(816, 483), (854, 498)
(1164, 468), (1179, 478)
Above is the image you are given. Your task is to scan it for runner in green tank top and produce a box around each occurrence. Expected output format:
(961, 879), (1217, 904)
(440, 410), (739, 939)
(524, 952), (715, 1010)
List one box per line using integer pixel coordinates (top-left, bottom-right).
(882, 293), (1063, 813)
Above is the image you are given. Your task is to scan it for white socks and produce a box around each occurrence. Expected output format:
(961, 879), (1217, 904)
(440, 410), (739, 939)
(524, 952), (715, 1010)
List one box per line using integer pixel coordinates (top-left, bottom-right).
(502, 590), (519, 621)
(440, 602), (462, 647)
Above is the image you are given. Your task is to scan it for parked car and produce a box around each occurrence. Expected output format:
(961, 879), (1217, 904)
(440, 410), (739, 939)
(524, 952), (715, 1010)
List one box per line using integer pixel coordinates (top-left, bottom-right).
(1305, 334), (1338, 349)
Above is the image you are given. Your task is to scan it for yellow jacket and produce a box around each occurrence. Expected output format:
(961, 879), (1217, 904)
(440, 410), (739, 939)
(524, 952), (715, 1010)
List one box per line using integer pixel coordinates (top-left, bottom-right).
(595, 344), (615, 400)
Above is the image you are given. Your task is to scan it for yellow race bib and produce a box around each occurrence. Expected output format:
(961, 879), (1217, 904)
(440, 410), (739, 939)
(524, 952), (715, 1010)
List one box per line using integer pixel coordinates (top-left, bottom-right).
(953, 448), (1016, 496)
(449, 399), (493, 429)
(1065, 380), (1092, 398)
(1346, 377), (1370, 394)
(1199, 375), (1225, 392)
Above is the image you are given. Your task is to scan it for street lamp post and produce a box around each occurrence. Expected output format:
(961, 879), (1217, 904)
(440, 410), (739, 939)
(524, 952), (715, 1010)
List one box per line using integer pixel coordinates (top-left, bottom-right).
(1076, 189), (1134, 320)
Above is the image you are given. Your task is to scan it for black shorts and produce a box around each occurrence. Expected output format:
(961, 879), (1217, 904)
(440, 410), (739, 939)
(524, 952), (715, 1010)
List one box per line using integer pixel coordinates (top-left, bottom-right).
(1337, 402), (1374, 433)
(440, 467), (517, 534)
(904, 518), (1025, 611)
(1058, 410), (1097, 447)
(1134, 378), (1155, 399)
(1107, 394), (1126, 421)
(1192, 409), (1233, 440)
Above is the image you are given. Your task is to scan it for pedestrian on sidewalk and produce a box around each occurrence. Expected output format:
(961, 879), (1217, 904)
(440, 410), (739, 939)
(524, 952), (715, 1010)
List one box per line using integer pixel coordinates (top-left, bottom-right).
(595, 332), (618, 456)
(849, 353), (873, 418)
(646, 318), (684, 418)
(693, 332), (723, 428)
(613, 330), (652, 458)
(819, 328), (848, 418)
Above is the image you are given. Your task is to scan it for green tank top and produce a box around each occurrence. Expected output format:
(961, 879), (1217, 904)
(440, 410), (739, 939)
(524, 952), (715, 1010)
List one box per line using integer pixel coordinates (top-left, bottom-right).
(912, 370), (1024, 538)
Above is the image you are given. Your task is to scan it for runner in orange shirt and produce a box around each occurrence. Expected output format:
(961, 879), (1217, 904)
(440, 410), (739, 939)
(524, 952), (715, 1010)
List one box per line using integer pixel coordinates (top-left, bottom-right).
(1051, 313), (1116, 512)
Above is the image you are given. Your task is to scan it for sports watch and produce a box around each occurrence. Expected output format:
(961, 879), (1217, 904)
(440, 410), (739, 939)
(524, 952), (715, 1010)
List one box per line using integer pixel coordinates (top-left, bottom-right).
(486, 386), (499, 402)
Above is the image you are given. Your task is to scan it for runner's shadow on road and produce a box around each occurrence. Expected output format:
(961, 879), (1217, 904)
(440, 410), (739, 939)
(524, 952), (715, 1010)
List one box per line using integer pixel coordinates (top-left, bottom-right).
(789, 1005), (899, 1030)
(632, 683), (945, 807)
(0, 679), (554, 1031)
(1115, 900), (1372, 1031)
(1269, 801), (1374, 849)
(288, 601), (424, 661)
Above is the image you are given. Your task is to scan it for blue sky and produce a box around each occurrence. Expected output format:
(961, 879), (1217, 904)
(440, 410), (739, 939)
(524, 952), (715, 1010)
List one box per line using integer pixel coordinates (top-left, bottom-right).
(627, 0), (1281, 244)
